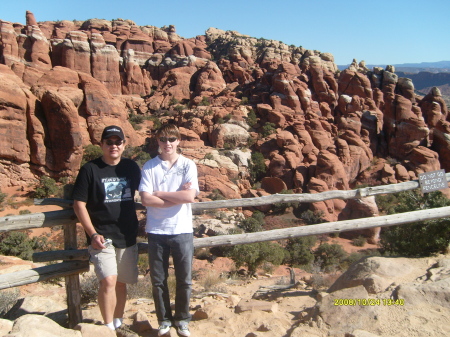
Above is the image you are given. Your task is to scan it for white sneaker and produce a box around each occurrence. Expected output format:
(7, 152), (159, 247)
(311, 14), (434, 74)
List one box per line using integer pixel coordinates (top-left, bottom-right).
(177, 324), (190, 337)
(158, 323), (171, 336)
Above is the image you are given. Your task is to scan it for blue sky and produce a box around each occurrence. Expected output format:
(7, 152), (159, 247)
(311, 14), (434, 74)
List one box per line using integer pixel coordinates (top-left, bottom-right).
(1, 0), (448, 65)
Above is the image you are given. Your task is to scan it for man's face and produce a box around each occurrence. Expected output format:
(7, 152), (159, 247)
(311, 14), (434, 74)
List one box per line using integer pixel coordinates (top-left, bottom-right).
(101, 136), (125, 161)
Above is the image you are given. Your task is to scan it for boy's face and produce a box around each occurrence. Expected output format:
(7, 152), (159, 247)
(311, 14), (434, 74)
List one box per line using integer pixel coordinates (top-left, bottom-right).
(157, 135), (179, 156)
(101, 136), (125, 161)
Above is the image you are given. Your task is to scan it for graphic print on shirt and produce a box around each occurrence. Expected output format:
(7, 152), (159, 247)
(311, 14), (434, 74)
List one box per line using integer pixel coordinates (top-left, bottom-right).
(102, 177), (132, 202)
(160, 164), (189, 186)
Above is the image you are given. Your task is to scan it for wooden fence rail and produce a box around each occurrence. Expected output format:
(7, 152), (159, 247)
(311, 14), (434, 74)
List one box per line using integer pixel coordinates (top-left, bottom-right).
(0, 175), (449, 327)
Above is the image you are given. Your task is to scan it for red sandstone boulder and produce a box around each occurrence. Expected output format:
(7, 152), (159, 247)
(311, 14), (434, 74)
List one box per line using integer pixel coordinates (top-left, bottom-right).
(338, 197), (380, 244)
(148, 66), (198, 109)
(193, 61), (226, 98)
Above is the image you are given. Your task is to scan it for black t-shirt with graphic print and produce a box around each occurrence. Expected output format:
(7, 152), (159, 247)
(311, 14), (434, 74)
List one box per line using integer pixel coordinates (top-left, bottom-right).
(72, 157), (141, 248)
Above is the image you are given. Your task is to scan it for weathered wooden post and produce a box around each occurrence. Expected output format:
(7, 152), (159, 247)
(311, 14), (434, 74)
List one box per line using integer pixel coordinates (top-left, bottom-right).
(64, 223), (83, 328)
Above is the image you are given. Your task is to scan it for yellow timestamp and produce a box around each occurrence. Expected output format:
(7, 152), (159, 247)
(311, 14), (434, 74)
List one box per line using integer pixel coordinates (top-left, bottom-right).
(333, 298), (404, 306)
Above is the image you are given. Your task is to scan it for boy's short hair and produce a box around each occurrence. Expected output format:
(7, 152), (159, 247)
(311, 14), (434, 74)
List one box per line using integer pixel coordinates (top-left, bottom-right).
(156, 124), (180, 139)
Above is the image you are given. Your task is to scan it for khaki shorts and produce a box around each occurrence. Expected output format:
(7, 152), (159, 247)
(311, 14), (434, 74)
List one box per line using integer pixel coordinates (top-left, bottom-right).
(88, 244), (139, 284)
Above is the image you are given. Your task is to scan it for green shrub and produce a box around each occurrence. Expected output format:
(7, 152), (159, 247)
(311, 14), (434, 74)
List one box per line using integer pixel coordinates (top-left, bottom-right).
(379, 190), (450, 257)
(19, 209), (31, 215)
(272, 189), (295, 214)
(81, 144), (103, 167)
(169, 97), (179, 106)
(262, 122), (276, 137)
(352, 236), (367, 247)
(0, 189), (7, 204)
(228, 241), (285, 275)
(300, 210), (326, 225)
(123, 145), (151, 168)
(0, 231), (54, 260)
(204, 153), (214, 160)
(246, 109), (257, 127)
(148, 116), (162, 130)
(174, 105), (185, 113)
(238, 211), (265, 233)
(207, 189), (226, 201)
(238, 217), (262, 233)
(249, 151), (267, 183)
(34, 176), (58, 198)
(199, 96), (211, 106)
(240, 97), (249, 105)
(284, 236), (317, 267)
(314, 243), (349, 272)
(128, 114), (145, 130)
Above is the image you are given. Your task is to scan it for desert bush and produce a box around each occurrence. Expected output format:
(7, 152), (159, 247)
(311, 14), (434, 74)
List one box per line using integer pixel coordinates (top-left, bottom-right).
(0, 231), (54, 260)
(207, 189), (226, 201)
(148, 115), (162, 130)
(81, 144), (103, 167)
(228, 241), (285, 275)
(246, 109), (257, 127)
(307, 273), (341, 290)
(238, 211), (264, 233)
(199, 270), (224, 292)
(249, 151), (267, 183)
(314, 243), (349, 272)
(129, 113), (144, 130)
(127, 277), (153, 299)
(169, 97), (179, 106)
(0, 189), (7, 205)
(271, 190), (295, 214)
(240, 97), (249, 105)
(123, 145), (151, 168)
(80, 273), (99, 305)
(19, 209), (31, 215)
(300, 210), (326, 225)
(199, 96), (211, 106)
(284, 235), (317, 267)
(379, 190), (450, 257)
(34, 176), (58, 198)
(352, 236), (367, 247)
(0, 289), (19, 317)
(261, 122), (276, 137)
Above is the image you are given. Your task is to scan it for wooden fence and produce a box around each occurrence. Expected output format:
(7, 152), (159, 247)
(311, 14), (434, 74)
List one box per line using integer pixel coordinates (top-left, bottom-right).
(1, 174), (450, 327)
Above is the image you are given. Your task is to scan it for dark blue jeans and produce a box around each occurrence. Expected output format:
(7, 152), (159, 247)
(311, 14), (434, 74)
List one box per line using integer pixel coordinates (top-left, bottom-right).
(147, 233), (193, 326)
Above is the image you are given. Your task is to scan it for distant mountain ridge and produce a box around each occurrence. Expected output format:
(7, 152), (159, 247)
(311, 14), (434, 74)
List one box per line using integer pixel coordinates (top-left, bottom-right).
(338, 60), (450, 73)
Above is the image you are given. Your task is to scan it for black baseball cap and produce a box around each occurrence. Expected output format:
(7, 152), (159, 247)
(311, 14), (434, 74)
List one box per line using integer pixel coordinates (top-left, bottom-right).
(101, 125), (125, 140)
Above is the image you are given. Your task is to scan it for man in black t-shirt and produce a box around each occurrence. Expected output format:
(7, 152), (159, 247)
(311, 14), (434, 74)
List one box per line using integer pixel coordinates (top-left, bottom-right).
(73, 125), (141, 332)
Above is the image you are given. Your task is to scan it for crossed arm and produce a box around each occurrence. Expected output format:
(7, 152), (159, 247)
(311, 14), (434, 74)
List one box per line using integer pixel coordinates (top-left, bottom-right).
(140, 182), (197, 208)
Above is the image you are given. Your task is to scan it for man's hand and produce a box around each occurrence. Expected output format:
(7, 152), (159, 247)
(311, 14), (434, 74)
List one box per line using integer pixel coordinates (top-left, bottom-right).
(91, 234), (107, 249)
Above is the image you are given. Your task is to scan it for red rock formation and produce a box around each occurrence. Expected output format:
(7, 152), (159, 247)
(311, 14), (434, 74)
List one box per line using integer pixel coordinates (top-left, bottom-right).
(338, 197), (380, 244)
(90, 33), (122, 95)
(419, 87), (448, 124)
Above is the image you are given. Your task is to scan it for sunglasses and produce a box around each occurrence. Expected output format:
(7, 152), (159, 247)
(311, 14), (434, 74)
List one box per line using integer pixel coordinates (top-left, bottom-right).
(105, 139), (124, 146)
(159, 137), (178, 143)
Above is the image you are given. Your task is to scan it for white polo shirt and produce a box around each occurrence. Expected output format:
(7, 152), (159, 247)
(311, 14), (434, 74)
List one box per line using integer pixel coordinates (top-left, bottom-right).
(139, 155), (199, 234)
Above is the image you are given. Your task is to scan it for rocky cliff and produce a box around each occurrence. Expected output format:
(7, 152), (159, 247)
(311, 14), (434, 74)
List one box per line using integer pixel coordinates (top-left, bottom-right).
(1, 12), (449, 219)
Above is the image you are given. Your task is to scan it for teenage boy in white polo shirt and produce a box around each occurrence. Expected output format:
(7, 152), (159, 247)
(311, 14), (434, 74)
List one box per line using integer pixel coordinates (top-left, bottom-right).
(139, 123), (199, 337)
